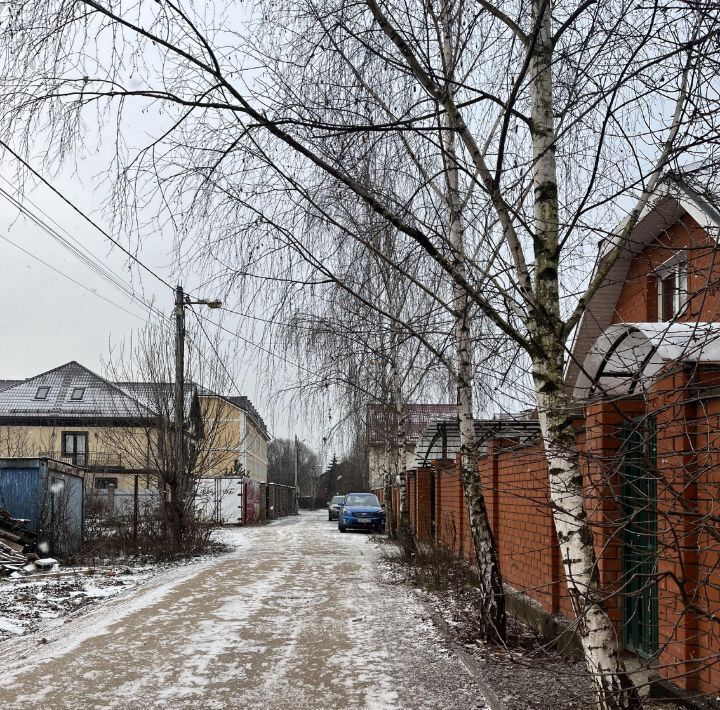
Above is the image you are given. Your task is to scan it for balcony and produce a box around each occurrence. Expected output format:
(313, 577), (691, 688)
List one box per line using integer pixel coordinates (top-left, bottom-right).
(38, 451), (123, 470)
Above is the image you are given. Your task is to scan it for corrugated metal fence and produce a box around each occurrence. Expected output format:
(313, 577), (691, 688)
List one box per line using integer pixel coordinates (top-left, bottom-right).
(0, 458), (84, 555)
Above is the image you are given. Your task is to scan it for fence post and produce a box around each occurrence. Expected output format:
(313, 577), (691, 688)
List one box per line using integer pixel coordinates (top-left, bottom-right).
(133, 475), (139, 542)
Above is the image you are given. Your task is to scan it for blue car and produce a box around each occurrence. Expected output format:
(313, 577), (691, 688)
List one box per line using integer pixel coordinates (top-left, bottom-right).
(338, 492), (385, 533)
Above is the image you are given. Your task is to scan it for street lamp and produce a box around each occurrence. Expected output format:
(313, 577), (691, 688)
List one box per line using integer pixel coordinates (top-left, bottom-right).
(187, 298), (222, 309)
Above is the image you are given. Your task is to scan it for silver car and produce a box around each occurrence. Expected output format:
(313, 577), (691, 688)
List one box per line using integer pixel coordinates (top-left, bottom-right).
(327, 495), (344, 520)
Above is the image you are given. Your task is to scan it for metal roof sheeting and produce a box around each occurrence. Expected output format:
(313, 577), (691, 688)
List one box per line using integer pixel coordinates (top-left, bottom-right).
(0, 364), (270, 441)
(115, 381), (195, 417)
(0, 362), (155, 420)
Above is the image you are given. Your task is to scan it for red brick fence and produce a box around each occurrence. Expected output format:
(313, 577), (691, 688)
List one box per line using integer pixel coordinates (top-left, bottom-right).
(377, 394), (720, 698)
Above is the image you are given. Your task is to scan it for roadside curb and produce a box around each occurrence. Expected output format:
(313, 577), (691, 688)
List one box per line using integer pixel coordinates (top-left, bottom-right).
(417, 598), (506, 710)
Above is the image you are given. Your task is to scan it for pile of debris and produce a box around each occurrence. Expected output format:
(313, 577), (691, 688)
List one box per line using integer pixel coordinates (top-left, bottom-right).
(0, 509), (40, 574)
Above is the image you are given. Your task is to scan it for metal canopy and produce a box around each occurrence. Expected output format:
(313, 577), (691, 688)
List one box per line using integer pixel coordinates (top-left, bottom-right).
(573, 322), (720, 400)
(412, 416), (540, 468)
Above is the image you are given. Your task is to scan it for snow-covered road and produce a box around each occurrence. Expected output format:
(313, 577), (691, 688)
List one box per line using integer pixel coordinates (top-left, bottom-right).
(0, 511), (486, 710)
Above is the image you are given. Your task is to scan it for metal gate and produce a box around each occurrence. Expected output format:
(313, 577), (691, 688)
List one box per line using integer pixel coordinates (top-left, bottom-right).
(620, 417), (658, 658)
(195, 477), (244, 525)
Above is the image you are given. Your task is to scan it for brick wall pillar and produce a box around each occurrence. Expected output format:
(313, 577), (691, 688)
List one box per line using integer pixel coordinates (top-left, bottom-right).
(407, 471), (417, 533)
(584, 398), (644, 633)
(456, 456), (465, 557)
(415, 467), (432, 540)
(434, 464), (441, 543)
(651, 368), (699, 690)
(435, 459), (457, 552)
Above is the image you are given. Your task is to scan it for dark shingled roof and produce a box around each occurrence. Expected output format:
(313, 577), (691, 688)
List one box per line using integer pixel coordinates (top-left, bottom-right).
(0, 362), (155, 420)
(0, 364), (269, 438)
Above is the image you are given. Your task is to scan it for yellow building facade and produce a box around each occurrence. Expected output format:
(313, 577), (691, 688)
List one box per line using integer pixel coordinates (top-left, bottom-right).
(0, 362), (270, 492)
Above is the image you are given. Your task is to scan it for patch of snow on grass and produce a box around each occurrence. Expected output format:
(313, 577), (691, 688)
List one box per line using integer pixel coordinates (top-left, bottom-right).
(0, 616), (24, 635)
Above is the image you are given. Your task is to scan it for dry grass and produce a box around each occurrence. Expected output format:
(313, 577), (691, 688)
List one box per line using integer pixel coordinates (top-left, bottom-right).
(69, 508), (219, 566)
(388, 537), (479, 595)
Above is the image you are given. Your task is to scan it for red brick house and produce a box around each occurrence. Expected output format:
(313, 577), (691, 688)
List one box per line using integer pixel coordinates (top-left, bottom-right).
(396, 175), (720, 697)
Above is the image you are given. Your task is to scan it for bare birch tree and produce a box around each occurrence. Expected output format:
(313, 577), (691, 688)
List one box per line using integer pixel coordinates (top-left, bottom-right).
(2, 1), (720, 705)
(263, 124), (509, 605)
(281, 230), (437, 540)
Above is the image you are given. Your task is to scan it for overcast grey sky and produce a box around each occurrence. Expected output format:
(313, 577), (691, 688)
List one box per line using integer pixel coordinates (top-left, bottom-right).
(0, 0), (350, 468)
(0, 147), (333, 460)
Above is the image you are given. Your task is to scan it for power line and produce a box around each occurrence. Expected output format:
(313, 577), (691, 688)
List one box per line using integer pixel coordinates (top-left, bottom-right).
(0, 232), (149, 322)
(200, 314), (316, 375)
(0, 184), (169, 324)
(0, 186), (141, 302)
(0, 175), (96, 262)
(0, 141), (312, 382)
(186, 307), (245, 399)
(0, 143), (314, 343)
(0, 140), (174, 291)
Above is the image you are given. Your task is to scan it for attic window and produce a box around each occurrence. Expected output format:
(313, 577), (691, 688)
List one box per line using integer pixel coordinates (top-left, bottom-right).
(70, 387), (86, 401)
(35, 386), (50, 400)
(657, 255), (688, 322)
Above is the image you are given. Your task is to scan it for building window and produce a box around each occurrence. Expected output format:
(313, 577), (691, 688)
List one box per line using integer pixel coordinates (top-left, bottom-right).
(656, 256), (688, 322)
(62, 431), (88, 466)
(70, 387), (86, 401)
(35, 386), (50, 400)
(94, 477), (118, 489)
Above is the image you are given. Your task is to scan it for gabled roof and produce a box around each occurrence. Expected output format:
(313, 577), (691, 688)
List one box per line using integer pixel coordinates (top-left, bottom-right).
(0, 362), (156, 421)
(566, 175), (720, 394)
(0, 363), (267, 434)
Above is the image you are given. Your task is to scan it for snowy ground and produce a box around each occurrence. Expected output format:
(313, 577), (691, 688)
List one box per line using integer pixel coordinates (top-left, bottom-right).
(0, 511), (486, 710)
(0, 565), (157, 642)
(0, 547), (231, 644)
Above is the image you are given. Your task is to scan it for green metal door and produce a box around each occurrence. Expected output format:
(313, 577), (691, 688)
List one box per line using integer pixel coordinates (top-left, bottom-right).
(620, 417), (658, 659)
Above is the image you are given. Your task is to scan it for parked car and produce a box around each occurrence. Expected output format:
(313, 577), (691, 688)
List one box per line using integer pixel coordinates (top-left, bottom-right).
(338, 492), (385, 533)
(328, 495), (345, 521)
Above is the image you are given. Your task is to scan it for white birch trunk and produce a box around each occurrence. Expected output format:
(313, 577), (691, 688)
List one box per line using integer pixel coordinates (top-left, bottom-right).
(441, 0), (505, 643)
(382, 438), (397, 538)
(529, 1), (639, 705)
(389, 325), (413, 547)
(533, 346), (639, 709)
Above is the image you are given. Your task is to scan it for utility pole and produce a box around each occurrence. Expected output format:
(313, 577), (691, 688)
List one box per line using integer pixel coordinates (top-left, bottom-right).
(174, 285), (186, 499)
(294, 435), (299, 515)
